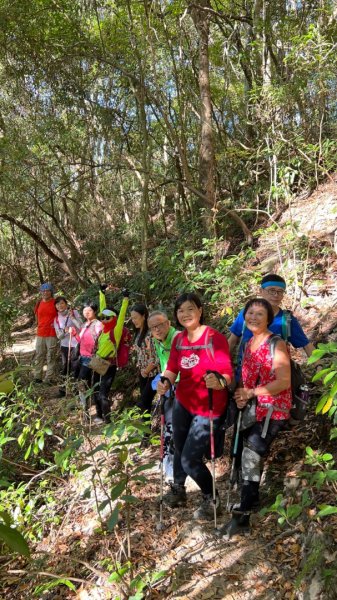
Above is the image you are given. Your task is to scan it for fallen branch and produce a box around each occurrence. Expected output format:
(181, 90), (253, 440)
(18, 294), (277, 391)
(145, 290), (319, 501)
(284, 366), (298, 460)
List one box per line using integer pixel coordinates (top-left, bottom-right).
(7, 569), (88, 585)
(263, 527), (302, 550)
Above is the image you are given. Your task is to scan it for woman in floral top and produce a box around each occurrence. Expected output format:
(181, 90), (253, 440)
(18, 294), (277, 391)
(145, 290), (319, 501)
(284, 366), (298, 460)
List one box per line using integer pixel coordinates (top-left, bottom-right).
(220, 297), (291, 539)
(131, 303), (159, 422)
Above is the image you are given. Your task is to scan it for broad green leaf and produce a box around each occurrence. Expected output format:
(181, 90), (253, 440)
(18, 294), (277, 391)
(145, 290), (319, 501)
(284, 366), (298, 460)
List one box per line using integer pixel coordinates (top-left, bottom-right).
(132, 462), (155, 474)
(87, 443), (107, 456)
(316, 395), (329, 414)
(317, 505), (337, 517)
(24, 444), (32, 460)
(98, 499), (111, 512)
(323, 371), (337, 384)
(120, 494), (138, 503)
(110, 479), (127, 501)
(106, 505), (119, 531)
(0, 524), (30, 557)
(312, 368), (330, 382)
(131, 475), (147, 483)
(287, 504), (302, 519)
(330, 427), (337, 439)
(150, 570), (167, 583)
(325, 470), (337, 481)
(307, 351), (325, 364)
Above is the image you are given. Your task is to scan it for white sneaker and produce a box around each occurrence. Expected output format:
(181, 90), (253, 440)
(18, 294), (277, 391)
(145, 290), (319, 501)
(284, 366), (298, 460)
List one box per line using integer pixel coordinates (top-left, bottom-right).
(93, 417), (104, 425)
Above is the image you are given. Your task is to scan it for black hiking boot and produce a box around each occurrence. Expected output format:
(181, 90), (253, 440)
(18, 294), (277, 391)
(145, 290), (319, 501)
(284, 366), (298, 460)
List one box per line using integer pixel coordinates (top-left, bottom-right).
(193, 491), (222, 520)
(217, 510), (250, 539)
(162, 483), (187, 507)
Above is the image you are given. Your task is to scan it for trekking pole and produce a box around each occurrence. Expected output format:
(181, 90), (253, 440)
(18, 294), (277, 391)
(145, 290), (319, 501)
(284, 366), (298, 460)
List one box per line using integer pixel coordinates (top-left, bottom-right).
(66, 327), (72, 397)
(227, 410), (242, 512)
(206, 371), (217, 530)
(157, 376), (170, 532)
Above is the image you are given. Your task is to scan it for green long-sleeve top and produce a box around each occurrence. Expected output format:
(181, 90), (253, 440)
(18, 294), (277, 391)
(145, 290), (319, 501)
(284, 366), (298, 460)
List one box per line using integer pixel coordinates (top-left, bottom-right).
(153, 326), (178, 372)
(96, 297), (129, 359)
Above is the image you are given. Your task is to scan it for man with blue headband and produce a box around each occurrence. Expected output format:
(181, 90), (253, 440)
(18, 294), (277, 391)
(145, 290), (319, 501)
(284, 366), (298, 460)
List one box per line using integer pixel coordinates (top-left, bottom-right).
(33, 283), (58, 384)
(228, 273), (314, 378)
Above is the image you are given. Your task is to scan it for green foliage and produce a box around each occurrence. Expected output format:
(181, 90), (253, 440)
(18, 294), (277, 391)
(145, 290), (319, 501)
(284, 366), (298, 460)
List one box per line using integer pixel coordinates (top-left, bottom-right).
(303, 447), (337, 496)
(0, 297), (19, 355)
(0, 383), (54, 462)
(310, 342), (337, 421)
(56, 408), (155, 555)
(260, 490), (311, 527)
(148, 236), (260, 323)
(107, 560), (167, 600)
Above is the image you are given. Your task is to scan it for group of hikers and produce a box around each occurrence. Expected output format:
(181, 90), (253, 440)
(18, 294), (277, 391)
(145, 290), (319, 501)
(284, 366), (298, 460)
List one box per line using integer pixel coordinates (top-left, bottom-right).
(33, 274), (315, 537)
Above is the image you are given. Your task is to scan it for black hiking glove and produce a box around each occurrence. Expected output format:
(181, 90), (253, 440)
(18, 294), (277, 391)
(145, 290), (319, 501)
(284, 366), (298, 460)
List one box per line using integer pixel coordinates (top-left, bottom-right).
(122, 288), (130, 297)
(100, 283), (108, 292)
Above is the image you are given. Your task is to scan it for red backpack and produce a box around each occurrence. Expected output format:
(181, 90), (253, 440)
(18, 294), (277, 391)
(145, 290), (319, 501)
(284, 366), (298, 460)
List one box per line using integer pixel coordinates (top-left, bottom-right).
(111, 326), (132, 368)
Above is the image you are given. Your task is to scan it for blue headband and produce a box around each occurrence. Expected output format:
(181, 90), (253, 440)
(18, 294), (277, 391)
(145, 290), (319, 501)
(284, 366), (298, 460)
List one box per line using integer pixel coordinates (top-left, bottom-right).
(40, 283), (54, 292)
(261, 281), (286, 290)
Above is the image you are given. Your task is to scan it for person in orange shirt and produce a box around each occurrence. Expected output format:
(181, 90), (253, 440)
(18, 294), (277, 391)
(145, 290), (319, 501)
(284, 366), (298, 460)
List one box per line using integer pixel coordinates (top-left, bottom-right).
(33, 283), (58, 384)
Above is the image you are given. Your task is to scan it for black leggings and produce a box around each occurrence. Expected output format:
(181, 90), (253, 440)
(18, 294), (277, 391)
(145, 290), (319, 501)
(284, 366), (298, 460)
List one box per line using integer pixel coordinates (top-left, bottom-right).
(78, 362), (117, 421)
(172, 399), (224, 496)
(98, 365), (117, 421)
(137, 375), (157, 415)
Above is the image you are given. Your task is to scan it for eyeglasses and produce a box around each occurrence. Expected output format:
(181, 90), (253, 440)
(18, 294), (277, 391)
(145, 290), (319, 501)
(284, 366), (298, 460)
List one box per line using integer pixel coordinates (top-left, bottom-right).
(265, 288), (285, 297)
(149, 321), (168, 331)
(101, 316), (111, 321)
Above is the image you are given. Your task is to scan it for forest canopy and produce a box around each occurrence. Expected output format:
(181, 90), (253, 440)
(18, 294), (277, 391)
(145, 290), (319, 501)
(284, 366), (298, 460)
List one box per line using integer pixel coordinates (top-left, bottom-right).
(0, 0), (337, 294)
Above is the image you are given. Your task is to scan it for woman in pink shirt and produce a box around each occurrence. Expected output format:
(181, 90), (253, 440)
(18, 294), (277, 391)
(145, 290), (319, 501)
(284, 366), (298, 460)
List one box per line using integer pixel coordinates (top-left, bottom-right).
(77, 301), (103, 419)
(158, 292), (233, 520)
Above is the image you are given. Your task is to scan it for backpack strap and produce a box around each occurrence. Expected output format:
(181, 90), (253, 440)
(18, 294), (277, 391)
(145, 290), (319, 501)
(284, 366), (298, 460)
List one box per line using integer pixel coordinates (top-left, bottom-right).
(281, 310), (292, 341)
(175, 327), (215, 361)
(260, 334), (289, 437)
(79, 319), (100, 342)
(267, 334), (283, 366)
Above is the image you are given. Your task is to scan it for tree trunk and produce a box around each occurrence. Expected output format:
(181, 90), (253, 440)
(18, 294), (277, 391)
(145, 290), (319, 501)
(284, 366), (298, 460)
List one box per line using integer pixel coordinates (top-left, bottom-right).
(190, 1), (217, 233)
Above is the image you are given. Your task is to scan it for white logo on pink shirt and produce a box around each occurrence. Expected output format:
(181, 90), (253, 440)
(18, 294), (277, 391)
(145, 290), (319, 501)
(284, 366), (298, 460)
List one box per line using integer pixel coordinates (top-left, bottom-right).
(181, 354), (200, 369)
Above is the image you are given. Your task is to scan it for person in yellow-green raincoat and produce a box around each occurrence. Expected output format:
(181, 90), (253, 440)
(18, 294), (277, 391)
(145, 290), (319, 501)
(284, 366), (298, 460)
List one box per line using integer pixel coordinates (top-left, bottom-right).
(91, 287), (130, 424)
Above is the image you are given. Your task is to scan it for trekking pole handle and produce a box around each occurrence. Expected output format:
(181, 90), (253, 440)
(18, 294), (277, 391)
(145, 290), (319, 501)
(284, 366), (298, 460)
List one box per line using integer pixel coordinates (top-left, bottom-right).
(206, 369), (228, 389)
(159, 376), (172, 414)
(160, 375), (172, 388)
